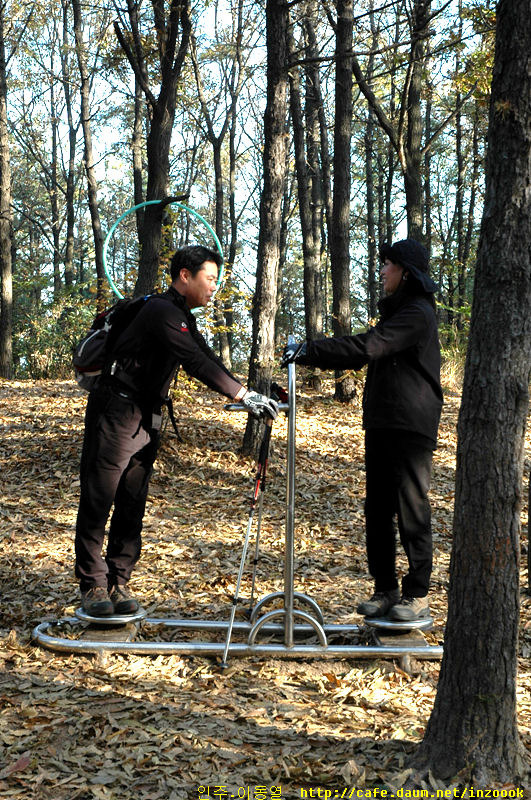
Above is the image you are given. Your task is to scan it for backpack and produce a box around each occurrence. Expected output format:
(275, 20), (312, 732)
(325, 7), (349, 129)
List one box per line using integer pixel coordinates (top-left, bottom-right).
(73, 294), (154, 391)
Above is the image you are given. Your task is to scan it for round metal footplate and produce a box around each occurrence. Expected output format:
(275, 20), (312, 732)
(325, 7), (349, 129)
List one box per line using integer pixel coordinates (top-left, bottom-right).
(364, 616), (433, 632)
(74, 607), (147, 626)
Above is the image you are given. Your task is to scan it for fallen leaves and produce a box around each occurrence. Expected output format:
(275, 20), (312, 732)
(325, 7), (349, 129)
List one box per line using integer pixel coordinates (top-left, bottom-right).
(0, 376), (530, 798)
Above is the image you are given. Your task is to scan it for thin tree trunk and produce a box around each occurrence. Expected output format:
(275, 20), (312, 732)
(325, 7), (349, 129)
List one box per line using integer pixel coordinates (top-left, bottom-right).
(455, 4), (465, 329)
(316, 65), (333, 257)
(275, 143), (293, 351)
(424, 50), (433, 260)
(0, 2), (12, 378)
(414, 0), (531, 785)
(463, 104), (481, 270)
(211, 137), (232, 366)
(225, 87), (239, 358)
(132, 76), (145, 246)
(288, 16), (321, 385)
(330, 0), (356, 402)
(50, 60), (62, 299)
(303, 0), (324, 340)
(403, 0), (430, 241)
(304, 10), (332, 336)
(365, 0), (377, 320)
(61, 0), (77, 288)
(385, 13), (399, 244)
(72, 0), (105, 307)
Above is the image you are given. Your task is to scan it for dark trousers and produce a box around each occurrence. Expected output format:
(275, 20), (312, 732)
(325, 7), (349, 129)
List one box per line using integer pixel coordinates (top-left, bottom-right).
(364, 429), (434, 598)
(75, 385), (159, 592)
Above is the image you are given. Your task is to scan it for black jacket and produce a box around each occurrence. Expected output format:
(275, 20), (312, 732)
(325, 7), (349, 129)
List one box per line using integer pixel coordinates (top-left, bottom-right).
(108, 287), (241, 405)
(301, 289), (443, 445)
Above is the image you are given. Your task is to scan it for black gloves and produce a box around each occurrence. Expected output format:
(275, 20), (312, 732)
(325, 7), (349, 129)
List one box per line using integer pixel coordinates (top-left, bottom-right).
(281, 341), (307, 367)
(241, 390), (279, 420)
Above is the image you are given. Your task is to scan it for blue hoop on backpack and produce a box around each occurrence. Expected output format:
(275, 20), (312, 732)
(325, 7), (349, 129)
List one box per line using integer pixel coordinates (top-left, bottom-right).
(102, 199), (224, 302)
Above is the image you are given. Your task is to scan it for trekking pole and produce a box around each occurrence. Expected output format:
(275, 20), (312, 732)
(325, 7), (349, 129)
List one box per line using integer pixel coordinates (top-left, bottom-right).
(220, 419), (273, 669)
(246, 383), (287, 617)
(247, 424), (272, 617)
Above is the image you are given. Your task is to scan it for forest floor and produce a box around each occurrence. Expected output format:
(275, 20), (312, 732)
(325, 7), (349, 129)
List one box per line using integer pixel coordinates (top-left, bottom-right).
(0, 373), (530, 799)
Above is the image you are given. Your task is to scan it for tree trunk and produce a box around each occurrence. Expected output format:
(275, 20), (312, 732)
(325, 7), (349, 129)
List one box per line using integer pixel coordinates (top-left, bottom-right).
(61, 0), (77, 288)
(305, 10), (332, 336)
(288, 15), (321, 386)
(414, 0), (531, 785)
(303, 1), (324, 341)
(365, 0), (378, 320)
(0, 4), (13, 378)
(464, 105), (481, 270)
(330, 0), (356, 402)
(424, 51), (433, 260)
(243, 0), (288, 455)
(315, 56), (333, 258)
(225, 91), (239, 358)
(352, 0), (433, 244)
(50, 63), (62, 299)
(211, 138), (231, 366)
(136, 106), (174, 295)
(132, 76), (145, 246)
(275, 145), (294, 350)
(385, 12), (399, 245)
(114, 0), (192, 296)
(190, 16), (246, 368)
(455, 4), (466, 329)
(72, 0), (105, 307)
(404, 0), (430, 241)
(365, 109), (378, 319)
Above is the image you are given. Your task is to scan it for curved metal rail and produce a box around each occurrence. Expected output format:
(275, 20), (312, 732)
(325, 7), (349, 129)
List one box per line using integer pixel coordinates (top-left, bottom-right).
(33, 617), (442, 659)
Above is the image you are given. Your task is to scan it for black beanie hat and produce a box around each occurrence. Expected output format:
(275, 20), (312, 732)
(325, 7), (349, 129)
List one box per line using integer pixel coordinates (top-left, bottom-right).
(379, 239), (438, 293)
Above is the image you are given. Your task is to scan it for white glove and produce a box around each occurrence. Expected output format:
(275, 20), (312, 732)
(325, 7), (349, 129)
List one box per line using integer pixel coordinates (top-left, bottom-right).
(241, 390), (279, 420)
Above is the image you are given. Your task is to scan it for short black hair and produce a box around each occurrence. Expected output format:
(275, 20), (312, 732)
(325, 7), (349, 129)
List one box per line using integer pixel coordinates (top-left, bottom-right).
(170, 245), (222, 280)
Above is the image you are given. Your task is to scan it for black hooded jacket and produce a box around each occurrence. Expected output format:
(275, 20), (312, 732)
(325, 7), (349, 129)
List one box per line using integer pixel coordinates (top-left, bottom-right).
(300, 287), (443, 446)
(107, 286), (242, 406)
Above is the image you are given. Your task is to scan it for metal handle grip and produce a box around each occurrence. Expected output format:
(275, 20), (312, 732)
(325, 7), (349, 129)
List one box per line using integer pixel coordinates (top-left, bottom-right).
(224, 402), (289, 412)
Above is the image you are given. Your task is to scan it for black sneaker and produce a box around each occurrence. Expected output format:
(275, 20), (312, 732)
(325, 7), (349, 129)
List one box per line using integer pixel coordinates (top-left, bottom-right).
(390, 595), (430, 621)
(82, 586), (114, 617)
(357, 589), (400, 618)
(109, 584), (139, 615)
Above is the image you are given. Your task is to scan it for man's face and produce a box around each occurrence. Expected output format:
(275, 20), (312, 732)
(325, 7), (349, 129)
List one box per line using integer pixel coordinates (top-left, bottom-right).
(180, 260), (218, 308)
(380, 258), (405, 295)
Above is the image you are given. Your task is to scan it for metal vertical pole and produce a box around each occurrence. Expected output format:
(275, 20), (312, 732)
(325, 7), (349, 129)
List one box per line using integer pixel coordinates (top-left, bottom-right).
(284, 337), (297, 646)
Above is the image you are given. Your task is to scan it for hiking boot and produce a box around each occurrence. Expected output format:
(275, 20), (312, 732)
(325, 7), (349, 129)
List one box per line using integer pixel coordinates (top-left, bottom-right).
(109, 584), (139, 615)
(82, 586), (114, 617)
(357, 589), (400, 618)
(390, 595), (430, 622)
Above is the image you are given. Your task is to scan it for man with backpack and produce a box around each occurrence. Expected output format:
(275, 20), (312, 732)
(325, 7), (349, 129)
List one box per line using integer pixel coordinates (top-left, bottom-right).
(75, 245), (278, 617)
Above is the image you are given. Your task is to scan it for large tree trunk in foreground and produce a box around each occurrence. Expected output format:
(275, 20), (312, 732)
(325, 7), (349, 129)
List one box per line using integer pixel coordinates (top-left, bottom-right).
(414, 0), (531, 786)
